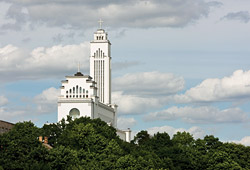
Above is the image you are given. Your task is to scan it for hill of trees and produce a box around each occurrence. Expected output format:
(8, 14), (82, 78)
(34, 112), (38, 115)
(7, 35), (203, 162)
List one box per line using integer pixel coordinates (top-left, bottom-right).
(1, 116), (250, 170)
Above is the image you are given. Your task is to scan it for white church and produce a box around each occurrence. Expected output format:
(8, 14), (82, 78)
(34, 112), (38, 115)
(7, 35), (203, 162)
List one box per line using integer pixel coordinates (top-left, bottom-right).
(57, 23), (131, 142)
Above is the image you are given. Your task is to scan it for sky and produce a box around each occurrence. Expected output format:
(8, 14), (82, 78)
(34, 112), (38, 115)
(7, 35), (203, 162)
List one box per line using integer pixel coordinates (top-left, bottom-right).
(1, 0), (250, 145)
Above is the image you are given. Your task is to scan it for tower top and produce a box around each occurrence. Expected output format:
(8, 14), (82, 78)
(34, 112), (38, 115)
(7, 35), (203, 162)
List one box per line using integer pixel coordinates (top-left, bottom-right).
(98, 19), (104, 29)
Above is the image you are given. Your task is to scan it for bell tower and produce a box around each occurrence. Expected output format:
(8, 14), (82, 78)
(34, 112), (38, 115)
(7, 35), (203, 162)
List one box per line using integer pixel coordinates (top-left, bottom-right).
(90, 20), (111, 104)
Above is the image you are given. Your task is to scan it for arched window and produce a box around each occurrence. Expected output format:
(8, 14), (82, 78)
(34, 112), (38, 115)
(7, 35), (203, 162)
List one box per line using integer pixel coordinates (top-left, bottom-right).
(73, 87), (75, 93)
(79, 87), (82, 93)
(66, 91), (68, 94)
(86, 90), (88, 98)
(69, 108), (80, 119)
(69, 89), (72, 94)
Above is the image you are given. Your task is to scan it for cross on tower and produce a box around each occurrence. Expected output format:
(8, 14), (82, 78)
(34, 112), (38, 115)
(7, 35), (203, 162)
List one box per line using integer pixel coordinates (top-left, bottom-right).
(98, 19), (104, 29)
(77, 62), (80, 72)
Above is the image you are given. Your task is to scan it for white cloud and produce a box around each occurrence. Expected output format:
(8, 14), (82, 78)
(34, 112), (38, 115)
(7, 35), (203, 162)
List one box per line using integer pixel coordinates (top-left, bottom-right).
(0, 95), (8, 106)
(147, 125), (205, 139)
(112, 91), (162, 115)
(233, 136), (250, 146)
(0, 43), (89, 82)
(145, 106), (248, 124)
(112, 71), (184, 115)
(112, 61), (140, 71)
(113, 71), (184, 96)
(175, 70), (250, 103)
(222, 11), (250, 23)
(0, 106), (30, 123)
(0, 0), (218, 30)
(0, 87), (59, 123)
(34, 87), (60, 114)
(117, 117), (136, 130)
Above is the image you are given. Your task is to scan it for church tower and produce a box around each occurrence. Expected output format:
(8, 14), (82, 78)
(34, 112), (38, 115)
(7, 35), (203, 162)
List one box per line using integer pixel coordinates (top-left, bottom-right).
(90, 21), (111, 104)
(58, 21), (132, 141)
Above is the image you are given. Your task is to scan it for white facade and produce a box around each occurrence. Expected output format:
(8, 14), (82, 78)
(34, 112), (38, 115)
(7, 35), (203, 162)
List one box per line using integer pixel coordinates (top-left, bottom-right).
(90, 29), (111, 104)
(57, 27), (131, 142)
(58, 73), (117, 127)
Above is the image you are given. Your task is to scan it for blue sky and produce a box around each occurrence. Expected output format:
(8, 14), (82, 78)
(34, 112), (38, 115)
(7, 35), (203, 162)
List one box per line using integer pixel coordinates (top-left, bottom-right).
(1, 0), (250, 145)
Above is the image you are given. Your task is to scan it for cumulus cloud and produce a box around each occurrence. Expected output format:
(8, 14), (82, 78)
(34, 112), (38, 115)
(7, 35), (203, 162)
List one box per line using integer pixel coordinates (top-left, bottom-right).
(0, 95), (8, 106)
(0, 87), (59, 124)
(0, 0), (218, 30)
(112, 71), (184, 115)
(147, 125), (205, 139)
(113, 71), (184, 96)
(112, 61), (140, 71)
(0, 43), (89, 82)
(233, 136), (250, 146)
(34, 87), (60, 114)
(117, 117), (136, 130)
(112, 91), (163, 115)
(222, 11), (250, 23)
(145, 106), (248, 124)
(175, 70), (250, 103)
(0, 106), (27, 123)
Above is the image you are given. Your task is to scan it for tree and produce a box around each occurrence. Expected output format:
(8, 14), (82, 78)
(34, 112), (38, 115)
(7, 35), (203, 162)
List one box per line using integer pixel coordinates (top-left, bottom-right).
(0, 121), (48, 170)
(131, 130), (151, 146)
(207, 151), (242, 170)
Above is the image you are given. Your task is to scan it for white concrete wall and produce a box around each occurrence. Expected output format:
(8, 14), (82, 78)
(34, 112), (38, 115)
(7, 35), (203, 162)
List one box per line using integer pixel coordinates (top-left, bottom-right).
(61, 77), (96, 99)
(58, 100), (93, 122)
(116, 130), (126, 141)
(93, 103), (115, 126)
(90, 29), (111, 104)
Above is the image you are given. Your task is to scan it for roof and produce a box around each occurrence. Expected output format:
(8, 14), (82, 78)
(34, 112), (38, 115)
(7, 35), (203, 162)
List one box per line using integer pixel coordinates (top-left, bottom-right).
(74, 72), (84, 76)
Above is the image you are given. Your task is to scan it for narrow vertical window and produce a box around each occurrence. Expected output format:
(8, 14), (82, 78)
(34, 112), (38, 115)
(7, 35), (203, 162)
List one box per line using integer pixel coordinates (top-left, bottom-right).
(83, 89), (85, 98)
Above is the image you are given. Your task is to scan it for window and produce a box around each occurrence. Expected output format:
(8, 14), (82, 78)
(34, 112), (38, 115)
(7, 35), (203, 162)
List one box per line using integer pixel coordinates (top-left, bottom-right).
(79, 87), (82, 93)
(86, 90), (88, 98)
(76, 85), (78, 93)
(69, 108), (80, 119)
(73, 87), (75, 93)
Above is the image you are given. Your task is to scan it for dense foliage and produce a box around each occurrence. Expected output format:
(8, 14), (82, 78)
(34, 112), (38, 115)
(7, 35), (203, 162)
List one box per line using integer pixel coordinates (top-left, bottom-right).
(1, 116), (250, 169)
